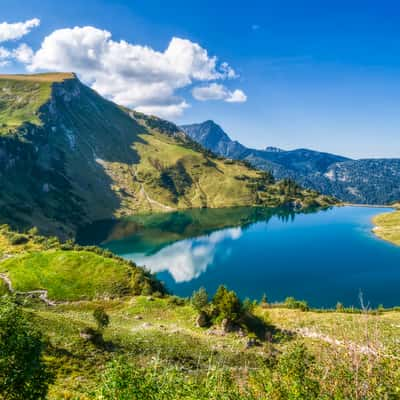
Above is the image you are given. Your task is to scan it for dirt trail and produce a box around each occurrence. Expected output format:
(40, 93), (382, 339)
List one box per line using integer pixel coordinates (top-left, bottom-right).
(0, 255), (56, 306)
(296, 327), (399, 360)
(0, 272), (56, 306)
(133, 166), (175, 211)
(139, 186), (175, 211)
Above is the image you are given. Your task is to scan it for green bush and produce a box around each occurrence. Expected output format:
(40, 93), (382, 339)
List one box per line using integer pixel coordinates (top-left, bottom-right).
(93, 307), (110, 332)
(191, 287), (209, 312)
(167, 295), (186, 306)
(0, 297), (54, 399)
(212, 285), (243, 323)
(284, 297), (309, 311)
(242, 297), (257, 313)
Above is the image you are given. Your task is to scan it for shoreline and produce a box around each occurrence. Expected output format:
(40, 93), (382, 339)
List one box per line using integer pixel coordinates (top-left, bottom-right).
(342, 203), (395, 209)
(371, 208), (400, 247)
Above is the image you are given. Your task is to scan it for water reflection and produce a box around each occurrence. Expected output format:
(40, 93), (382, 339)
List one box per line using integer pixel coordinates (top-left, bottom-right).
(77, 206), (304, 248)
(77, 206), (400, 307)
(124, 227), (242, 282)
(76, 207), (323, 283)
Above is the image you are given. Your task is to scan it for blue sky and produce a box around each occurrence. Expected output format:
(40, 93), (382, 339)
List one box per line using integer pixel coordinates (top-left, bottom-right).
(1, 0), (399, 158)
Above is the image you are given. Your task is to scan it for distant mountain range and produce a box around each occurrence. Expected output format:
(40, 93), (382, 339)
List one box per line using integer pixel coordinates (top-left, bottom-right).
(181, 120), (400, 204)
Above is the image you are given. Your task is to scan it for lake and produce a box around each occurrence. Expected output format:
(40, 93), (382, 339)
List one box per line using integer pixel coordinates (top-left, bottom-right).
(77, 206), (400, 308)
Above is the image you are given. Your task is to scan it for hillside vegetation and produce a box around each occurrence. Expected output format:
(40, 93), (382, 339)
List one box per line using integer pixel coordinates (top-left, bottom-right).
(7, 293), (400, 399)
(0, 225), (400, 399)
(0, 225), (164, 301)
(0, 73), (74, 134)
(0, 74), (334, 238)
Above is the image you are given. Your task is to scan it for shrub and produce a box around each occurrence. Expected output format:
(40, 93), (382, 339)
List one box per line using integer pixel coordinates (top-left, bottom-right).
(242, 297), (257, 313)
(336, 302), (344, 312)
(212, 285), (242, 323)
(0, 297), (54, 399)
(93, 307), (110, 332)
(284, 296), (309, 311)
(191, 287), (209, 312)
(167, 296), (186, 306)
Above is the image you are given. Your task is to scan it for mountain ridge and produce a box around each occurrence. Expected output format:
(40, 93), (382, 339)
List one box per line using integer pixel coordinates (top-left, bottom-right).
(181, 120), (400, 204)
(0, 73), (332, 237)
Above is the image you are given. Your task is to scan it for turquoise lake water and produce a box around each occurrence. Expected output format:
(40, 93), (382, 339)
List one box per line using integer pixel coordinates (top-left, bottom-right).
(77, 206), (400, 308)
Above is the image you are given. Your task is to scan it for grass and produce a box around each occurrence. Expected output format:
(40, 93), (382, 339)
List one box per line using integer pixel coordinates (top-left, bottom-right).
(0, 225), (165, 301)
(0, 250), (141, 301)
(0, 74), (74, 134)
(132, 131), (333, 211)
(32, 297), (266, 398)
(0, 73), (75, 82)
(17, 297), (400, 399)
(372, 209), (400, 246)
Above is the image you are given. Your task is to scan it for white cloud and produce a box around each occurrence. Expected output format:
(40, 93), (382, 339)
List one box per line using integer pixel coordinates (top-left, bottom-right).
(192, 83), (227, 101)
(13, 43), (34, 64)
(225, 89), (247, 103)
(135, 101), (190, 119)
(0, 43), (35, 68)
(0, 47), (11, 59)
(192, 83), (247, 103)
(0, 18), (40, 43)
(25, 26), (245, 118)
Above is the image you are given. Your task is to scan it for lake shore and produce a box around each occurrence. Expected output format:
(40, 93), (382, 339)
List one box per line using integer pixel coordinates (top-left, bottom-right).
(372, 206), (400, 246)
(342, 203), (396, 208)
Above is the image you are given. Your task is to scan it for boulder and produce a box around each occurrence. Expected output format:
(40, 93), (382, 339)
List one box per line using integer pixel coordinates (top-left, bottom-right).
(221, 318), (235, 333)
(196, 311), (209, 328)
(245, 337), (260, 349)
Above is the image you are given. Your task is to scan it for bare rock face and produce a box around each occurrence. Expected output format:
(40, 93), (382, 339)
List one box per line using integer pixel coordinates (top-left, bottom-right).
(196, 311), (209, 328)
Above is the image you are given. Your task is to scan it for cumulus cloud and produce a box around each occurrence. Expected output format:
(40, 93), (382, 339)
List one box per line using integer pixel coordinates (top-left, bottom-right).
(25, 26), (246, 118)
(192, 83), (247, 103)
(0, 18), (40, 43)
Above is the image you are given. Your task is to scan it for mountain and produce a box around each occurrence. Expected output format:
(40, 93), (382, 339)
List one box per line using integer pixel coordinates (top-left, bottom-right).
(0, 74), (332, 238)
(181, 120), (400, 204)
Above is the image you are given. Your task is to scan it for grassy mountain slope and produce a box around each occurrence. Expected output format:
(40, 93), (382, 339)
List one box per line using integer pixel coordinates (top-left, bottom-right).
(0, 73), (332, 238)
